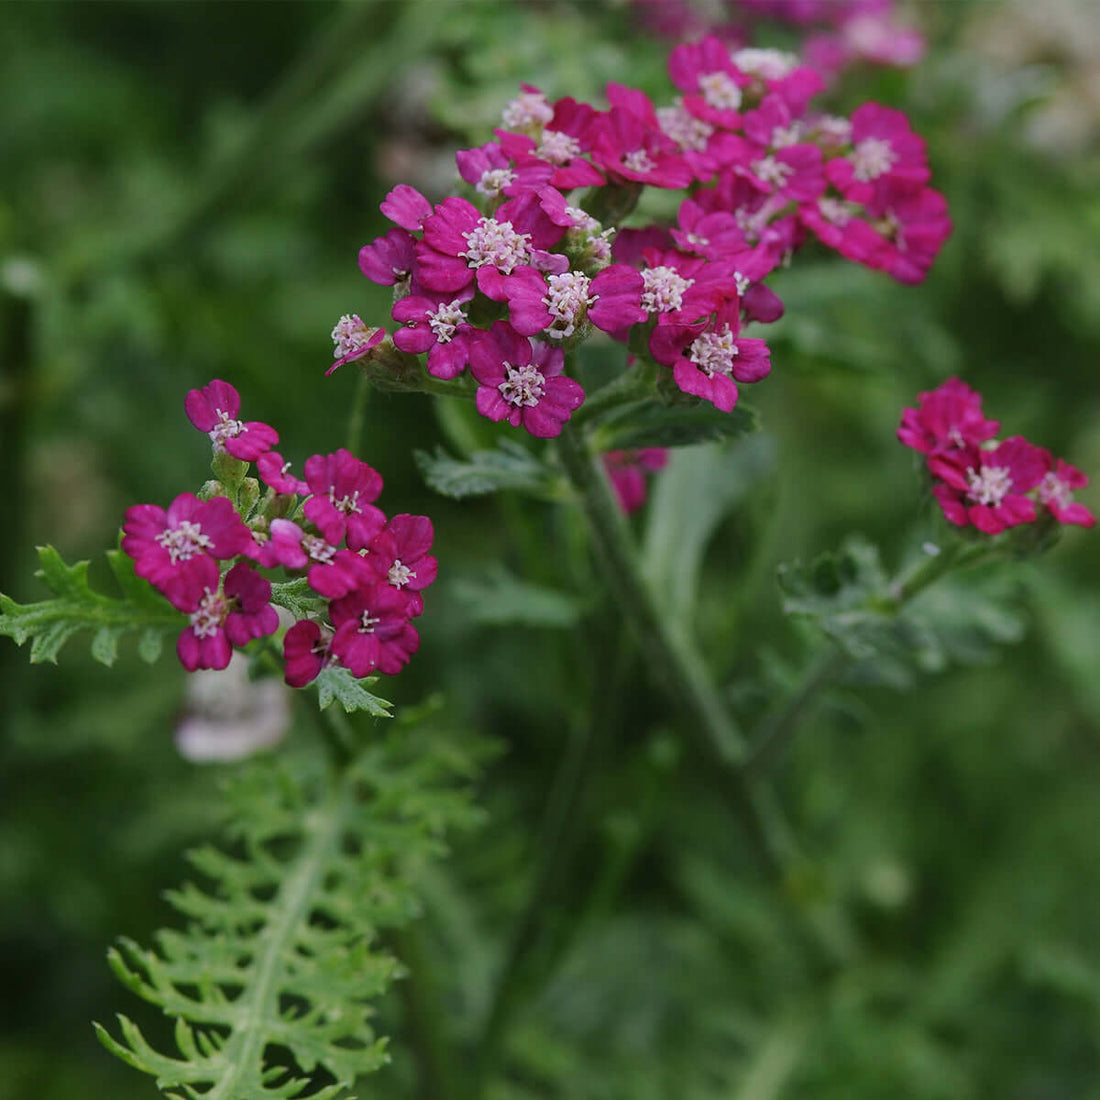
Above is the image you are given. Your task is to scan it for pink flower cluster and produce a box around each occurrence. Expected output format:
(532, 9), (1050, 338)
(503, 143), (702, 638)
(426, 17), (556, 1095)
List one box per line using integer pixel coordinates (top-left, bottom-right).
(343, 36), (949, 431)
(898, 378), (1095, 535)
(122, 380), (435, 682)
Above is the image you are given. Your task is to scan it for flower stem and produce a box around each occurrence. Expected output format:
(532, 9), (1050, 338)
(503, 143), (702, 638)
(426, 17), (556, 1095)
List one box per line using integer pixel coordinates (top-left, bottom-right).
(345, 369), (371, 456)
(556, 421), (749, 767)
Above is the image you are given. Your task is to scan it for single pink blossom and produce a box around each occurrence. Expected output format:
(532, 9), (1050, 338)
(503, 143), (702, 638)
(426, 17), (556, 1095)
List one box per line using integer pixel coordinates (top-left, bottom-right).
(329, 583), (420, 677)
(897, 378), (999, 456)
(604, 449), (669, 513)
(1036, 456), (1095, 528)
(184, 379), (279, 461)
(283, 620), (333, 688)
(302, 449), (386, 550)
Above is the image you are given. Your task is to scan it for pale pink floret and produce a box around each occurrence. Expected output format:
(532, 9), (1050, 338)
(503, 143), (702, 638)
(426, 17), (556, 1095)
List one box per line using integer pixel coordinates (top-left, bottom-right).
(468, 322), (584, 438)
(184, 379), (279, 461)
(328, 315), (385, 375)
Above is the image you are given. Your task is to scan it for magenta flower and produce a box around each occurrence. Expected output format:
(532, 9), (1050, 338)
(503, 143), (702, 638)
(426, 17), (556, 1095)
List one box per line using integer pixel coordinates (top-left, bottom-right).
(392, 286), (476, 379)
(455, 141), (554, 199)
(365, 513), (438, 617)
(256, 451), (309, 496)
(469, 322), (585, 438)
(185, 380), (279, 462)
(897, 378), (1000, 456)
(379, 184), (432, 232)
(1037, 456), (1095, 528)
(604, 449), (669, 513)
(283, 620), (333, 688)
(328, 315), (386, 375)
(650, 299), (771, 412)
(589, 103), (693, 190)
(929, 437), (1047, 535)
(123, 492), (256, 610)
(825, 102), (929, 205)
(667, 36), (748, 130)
(329, 583), (420, 677)
(358, 227), (417, 290)
(175, 561), (278, 672)
(302, 449), (386, 550)
(864, 183), (952, 285)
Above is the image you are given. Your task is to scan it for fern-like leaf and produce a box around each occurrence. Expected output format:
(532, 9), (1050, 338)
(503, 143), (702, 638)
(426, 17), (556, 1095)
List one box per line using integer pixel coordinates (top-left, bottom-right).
(95, 721), (487, 1098)
(0, 545), (183, 665)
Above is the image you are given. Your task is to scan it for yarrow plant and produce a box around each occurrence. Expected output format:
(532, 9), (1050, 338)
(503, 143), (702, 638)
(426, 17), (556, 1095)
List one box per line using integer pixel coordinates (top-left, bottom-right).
(0, 14), (1093, 1100)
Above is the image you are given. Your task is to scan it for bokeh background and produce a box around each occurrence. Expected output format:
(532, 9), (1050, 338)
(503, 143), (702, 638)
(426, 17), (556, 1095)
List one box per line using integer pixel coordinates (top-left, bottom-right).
(2, 1), (1099, 1097)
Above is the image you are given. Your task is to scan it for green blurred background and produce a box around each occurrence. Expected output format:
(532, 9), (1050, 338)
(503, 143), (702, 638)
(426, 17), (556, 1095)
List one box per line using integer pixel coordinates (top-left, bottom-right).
(2, 1), (1099, 1097)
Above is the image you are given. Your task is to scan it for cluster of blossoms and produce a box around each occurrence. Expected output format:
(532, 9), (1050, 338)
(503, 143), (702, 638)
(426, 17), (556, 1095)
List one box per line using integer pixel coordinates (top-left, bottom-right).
(630, 0), (924, 81)
(898, 378), (1095, 535)
(333, 32), (950, 436)
(122, 380), (435, 682)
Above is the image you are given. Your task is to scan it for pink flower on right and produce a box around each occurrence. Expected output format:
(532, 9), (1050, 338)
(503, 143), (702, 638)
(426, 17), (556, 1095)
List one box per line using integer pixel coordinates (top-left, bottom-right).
(898, 378), (1095, 533)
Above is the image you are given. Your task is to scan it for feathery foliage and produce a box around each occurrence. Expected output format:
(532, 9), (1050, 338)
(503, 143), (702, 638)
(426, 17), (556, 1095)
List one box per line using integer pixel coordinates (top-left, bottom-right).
(95, 713), (488, 1098)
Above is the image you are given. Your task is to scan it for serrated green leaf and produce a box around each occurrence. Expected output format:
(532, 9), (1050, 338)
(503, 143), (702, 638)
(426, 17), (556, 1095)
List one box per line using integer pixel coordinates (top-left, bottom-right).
(96, 730), (486, 1098)
(269, 578), (325, 621)
(415, 440), (558, 499)
(451, 566), (587, 628)
(315, 666), (393, 717)
(593, 398), (757, 450)
(0, 545), (184, 666)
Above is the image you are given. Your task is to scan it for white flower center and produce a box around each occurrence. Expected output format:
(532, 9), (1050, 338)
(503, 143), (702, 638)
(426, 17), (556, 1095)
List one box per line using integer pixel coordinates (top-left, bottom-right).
(426, 300), (468, 344)
(732, 47), (798, 80)
(476, 167), (516, 198)
(498, 362), (546, 407)
(966, 465), (1012, 507)
(641, 266), (694, 314)
(753, 155), (794, 188)
(622, 149), (656, 174)
(772, 123), (803, 147)
(331, 313), (374, 359)
(565, 205), (600, 232)
(698, 71), (742, 111)
(542, 271), (594, 339)
(818, 197), (853, 225)
(818, 115), (852, 144)
(329, 488), (361, 516)
(689, 326), (739, 377)
(502, 91), (553, 130)
(851, 137), (897, 182)
(1038, 472), (1070, 508)
(209, 409), (244, 451)
(537, 129), (581, 164)
(358, 612), (381, 634)
(461, 218), (531, 274)
(190, 589), (229, 639)
(302, 535), (337, 564)
(156, 519), (214, 563)
(733, 271), (750, 295)
(656, 100), (714, 152)
(388, 559), (416, 588)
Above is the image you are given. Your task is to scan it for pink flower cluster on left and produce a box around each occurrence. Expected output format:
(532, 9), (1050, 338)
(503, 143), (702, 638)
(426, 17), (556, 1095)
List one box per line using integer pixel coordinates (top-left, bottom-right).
(122, 380), (435, 683)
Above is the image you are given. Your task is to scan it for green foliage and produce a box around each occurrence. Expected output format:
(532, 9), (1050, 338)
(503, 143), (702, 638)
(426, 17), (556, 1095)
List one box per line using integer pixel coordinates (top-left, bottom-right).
(0, 545), (182, 666)
(415, 441), (562, 500)
(95, 718), (487, 1099)
(314, 666), (392, 717)
(592, 399), (758, 451)
(451, 565), (587, 628)
(777, 537), (1027, 687)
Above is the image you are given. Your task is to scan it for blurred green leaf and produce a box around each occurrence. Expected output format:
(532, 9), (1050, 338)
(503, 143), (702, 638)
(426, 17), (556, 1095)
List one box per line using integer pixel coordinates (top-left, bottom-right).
(451, 565), (587, 628)
(415, 441), (560, 499)
(594, 399), (758, 451)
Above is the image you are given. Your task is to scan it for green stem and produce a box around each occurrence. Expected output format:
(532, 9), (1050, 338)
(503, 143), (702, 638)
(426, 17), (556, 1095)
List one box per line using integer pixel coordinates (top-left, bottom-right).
(569, 359), (655, 429)
(345, 370), (371, 456)
(556, 422), (748, 768)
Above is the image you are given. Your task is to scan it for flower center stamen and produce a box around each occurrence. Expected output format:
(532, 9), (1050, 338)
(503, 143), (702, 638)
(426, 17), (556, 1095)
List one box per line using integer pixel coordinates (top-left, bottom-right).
(698, 71), (742, 111)
(640, 266), (694, 314)
(542, 271), (594, 339)
(498, 362), (546, 407)
(388, 560), (416, 588)
(851, 137), (897, 182)
(537, 130), (581, 164)
(156, 519), (214, 563)
(965, 465), (1012, 507)
(622, 149), (656, 174)
(461, 218), (531, 274)
(689, 326), (739, 377)
(190, 590), (230, 639)
(426, 300), (468, 344)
